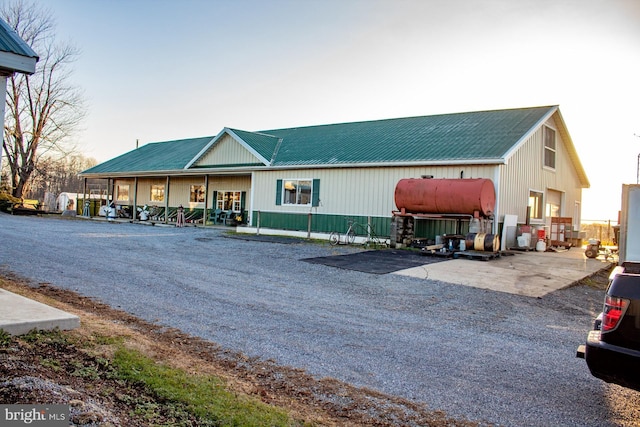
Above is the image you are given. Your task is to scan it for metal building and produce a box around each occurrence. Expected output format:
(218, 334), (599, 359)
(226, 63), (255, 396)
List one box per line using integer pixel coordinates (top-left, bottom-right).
(79, 105), (590, 243)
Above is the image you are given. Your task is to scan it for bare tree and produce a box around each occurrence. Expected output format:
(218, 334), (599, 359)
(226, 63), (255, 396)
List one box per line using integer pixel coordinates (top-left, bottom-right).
(29, 153), (97, 200)
(1, 1), (85, 198)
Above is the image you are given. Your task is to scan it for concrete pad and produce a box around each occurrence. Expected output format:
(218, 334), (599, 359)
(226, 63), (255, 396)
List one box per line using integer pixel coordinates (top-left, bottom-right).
(0, 289), (80, 335)
(393, 249), (613, 298)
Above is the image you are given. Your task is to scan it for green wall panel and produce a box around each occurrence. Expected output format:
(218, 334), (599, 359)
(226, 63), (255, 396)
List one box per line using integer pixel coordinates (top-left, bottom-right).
(414, 218), (470, 239)
(252, 211), (391, 237)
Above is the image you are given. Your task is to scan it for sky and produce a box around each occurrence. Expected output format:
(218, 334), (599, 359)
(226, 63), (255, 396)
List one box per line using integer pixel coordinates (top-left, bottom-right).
(24, 0), (640, 221)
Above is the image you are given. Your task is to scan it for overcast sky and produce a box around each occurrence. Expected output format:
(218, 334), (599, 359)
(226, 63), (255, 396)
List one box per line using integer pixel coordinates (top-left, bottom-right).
(31, 0), (640, 221)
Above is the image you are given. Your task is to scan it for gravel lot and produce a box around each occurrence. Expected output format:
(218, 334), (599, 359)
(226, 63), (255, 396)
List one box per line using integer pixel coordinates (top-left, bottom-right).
(1, 213), (639, 426)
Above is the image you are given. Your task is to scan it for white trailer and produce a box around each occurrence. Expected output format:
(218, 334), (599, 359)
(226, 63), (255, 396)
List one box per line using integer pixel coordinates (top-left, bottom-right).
(618, 184), (640, 265)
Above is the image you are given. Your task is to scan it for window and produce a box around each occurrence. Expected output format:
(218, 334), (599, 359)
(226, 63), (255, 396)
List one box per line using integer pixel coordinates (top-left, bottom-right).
(283, 180), (312, 205)
(529, 190), (544, 221)
(116, 185), (129, 202)
(190, 185), (205, 203)
(150, 185), (165, 202)
(276, 179), (320, 207)
(216, 191), (241, 211)
(543, 126), (556, 169)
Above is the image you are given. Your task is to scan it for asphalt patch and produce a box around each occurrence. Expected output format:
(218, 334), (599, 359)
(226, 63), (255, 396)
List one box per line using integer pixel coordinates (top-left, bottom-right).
(302, 249), (447, 274)
(224, 234), (305, 244)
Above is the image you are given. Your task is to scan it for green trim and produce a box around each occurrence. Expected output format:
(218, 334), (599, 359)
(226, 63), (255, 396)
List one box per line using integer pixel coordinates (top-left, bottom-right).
(275, 180), (282, 206)
(251, 211), (390, 236)
(312, 179), (320, 207)
(250, 211), (477, 241)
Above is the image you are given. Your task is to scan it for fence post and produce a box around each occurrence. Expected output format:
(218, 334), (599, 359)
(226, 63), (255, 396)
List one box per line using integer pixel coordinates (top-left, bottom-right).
(256, 211), (261, 235)
(307, 212), (312, 239)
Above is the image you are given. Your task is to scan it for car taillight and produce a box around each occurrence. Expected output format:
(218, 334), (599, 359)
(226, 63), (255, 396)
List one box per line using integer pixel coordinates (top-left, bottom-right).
(601, 295), (630, 332)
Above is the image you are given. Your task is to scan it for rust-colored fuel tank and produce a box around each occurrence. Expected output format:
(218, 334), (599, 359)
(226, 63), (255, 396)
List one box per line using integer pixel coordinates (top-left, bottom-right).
(394, 178), (496, 216)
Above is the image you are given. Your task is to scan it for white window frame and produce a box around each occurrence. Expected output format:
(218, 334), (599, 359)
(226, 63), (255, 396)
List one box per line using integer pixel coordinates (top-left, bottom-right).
(529, 190), (544, 223)
(216, 191), (241, 212)
(116, 184), (130, 202)
(543, 125), (556, 170)
(282, 179), (312, 206)
(190, 184), (205, 203)
(150, 184), (165, 202)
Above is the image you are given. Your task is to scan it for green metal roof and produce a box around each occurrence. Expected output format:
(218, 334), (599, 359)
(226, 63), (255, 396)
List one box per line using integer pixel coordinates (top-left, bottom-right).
(82, 136), (214, 174)
(256, 106), (556, 166)
(0, 18), (38, 59)
(83, 106), (576, 177)
(227, 128), (281, 163)
(0, 18), (38, 74)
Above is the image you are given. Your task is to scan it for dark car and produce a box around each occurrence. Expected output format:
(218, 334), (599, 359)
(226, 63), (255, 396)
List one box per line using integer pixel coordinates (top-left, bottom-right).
(577, 263), (640, 391)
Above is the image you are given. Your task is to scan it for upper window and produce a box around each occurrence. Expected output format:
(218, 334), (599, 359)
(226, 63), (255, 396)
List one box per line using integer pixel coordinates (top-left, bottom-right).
(529, 190), (544, 221)
(150, 184), (165, 202)
(116, 184), (129, 202)
(543, 126), (556, 169)
(190, 185), (205, 203)
(283, 179), (312, 205)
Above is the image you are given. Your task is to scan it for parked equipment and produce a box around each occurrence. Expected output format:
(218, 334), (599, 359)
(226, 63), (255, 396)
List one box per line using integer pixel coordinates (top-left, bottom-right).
(584, 239), (602, 258)
(584, 238), (617, 260)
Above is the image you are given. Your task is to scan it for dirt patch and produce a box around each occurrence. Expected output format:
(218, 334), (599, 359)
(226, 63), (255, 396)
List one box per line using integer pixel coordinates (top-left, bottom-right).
(0, 272), (481, 426)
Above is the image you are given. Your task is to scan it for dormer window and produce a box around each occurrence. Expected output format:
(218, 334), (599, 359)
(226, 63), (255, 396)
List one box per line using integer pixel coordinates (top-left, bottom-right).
(543, 126), (556, 169)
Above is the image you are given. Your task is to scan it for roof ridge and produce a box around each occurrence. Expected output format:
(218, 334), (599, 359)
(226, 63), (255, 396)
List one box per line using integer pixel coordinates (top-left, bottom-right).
(260, 105), (558, 133)
(229, 128), (279, 138)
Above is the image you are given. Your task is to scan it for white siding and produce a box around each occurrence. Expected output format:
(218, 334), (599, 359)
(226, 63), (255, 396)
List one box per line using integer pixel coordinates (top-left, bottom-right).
(252, 165), (497, 217)
(500, 114), (583, 226)
(113, 179), (133, 203)
(195, 134), (260, 166)
(207, 176), (252, 209)
(135, 178), (167, 207)
(167, 177), (207, 209)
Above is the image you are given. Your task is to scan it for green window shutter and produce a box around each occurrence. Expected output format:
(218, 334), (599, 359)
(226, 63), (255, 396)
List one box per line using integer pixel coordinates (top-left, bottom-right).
(240, 191), (246, 211)
(312, 179), (320, 207)
(275, 179), (282, 206)
(212, 191), (217, 207)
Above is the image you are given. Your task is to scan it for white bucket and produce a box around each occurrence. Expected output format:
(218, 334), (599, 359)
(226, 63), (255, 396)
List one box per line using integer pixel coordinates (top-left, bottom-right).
(536, 240), (546, 252)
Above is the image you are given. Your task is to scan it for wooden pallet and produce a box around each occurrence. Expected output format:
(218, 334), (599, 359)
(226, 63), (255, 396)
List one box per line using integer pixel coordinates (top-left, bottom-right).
(453, 250), (501, 261)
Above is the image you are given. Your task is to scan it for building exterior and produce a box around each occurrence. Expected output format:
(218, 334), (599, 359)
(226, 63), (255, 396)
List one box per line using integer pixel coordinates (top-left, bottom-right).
(80, 105), (590, 242)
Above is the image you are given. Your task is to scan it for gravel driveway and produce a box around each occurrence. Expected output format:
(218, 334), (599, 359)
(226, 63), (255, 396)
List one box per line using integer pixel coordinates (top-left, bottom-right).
(1, 214), (639, 426)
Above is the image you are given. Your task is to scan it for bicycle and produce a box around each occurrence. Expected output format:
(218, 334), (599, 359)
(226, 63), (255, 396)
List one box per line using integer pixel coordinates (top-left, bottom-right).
(360, 222), (388, 248)
(329, 218), (357, 245)
(330, 218), (389, 247)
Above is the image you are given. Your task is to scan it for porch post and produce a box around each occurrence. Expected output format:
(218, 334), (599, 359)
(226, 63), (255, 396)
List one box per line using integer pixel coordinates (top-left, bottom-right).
(203, 175), (209, 225)
(164, 176), (170, 223)
(132, 177), (138, 221)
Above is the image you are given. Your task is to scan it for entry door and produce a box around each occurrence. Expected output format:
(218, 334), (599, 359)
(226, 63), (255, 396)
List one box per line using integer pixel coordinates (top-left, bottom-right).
(546, 190), (562, 217)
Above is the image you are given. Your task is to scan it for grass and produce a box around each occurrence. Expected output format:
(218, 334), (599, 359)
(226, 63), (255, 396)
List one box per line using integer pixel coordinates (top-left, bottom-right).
(0, 329), (10, 347)
(112, 347), (294, 427)
(7, 328), (298, 426)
